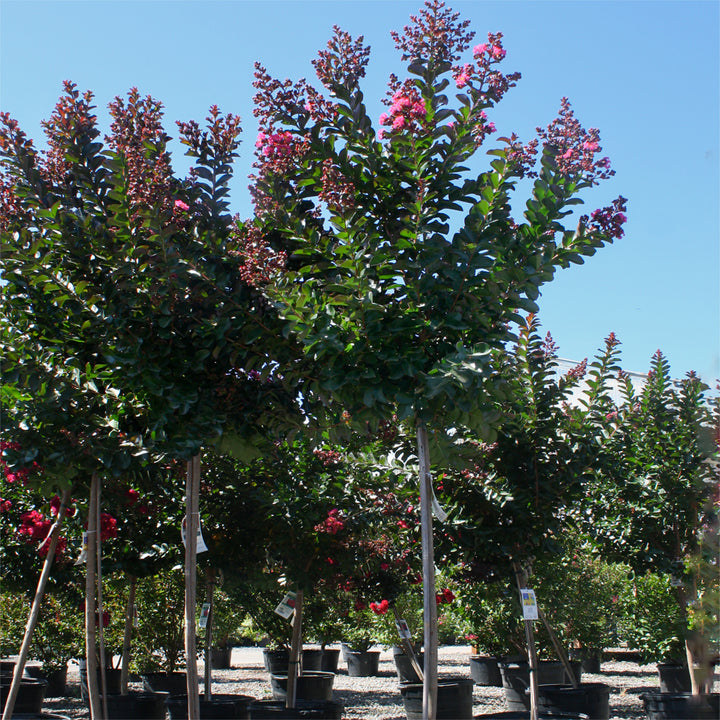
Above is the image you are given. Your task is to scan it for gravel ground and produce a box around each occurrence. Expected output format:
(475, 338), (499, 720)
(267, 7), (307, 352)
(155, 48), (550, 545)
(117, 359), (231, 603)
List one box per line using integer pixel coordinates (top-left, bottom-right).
(37, 645), (713, 720)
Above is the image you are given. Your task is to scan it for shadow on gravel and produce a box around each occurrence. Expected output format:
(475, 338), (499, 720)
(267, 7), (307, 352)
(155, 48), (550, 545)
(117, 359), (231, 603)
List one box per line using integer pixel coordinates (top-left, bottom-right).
(335, 688), (405, 720)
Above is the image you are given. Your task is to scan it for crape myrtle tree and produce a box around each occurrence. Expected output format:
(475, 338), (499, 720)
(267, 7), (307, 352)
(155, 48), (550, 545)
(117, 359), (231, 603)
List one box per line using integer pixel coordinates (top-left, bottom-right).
(0, 84), (298, 719)
(581, 351), (719, 694)
(436, 317), (624, 712)
(249, 1), (626, 715)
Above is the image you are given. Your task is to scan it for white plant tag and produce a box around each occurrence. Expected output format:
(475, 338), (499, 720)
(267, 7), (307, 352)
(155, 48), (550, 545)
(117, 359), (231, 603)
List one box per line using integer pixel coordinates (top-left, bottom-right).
(274, 591), (297, 619)
(181, 516), (209, 554)
(75, 531), (88, 565)
(520, 588), (538, 620)
(199, 602), (211, 628)
(395, 618), (412, 640)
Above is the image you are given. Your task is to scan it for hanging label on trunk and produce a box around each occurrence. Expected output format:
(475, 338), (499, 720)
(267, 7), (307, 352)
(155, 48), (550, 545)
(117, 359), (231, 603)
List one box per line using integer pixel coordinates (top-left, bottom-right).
(181, 516), (208, 553)
(274, 591), (297, 619)
(395, 618), (412, 640)
(199, 602), (211, 628)
(519, 588), (538, 620)
(74, 531), (88, 565)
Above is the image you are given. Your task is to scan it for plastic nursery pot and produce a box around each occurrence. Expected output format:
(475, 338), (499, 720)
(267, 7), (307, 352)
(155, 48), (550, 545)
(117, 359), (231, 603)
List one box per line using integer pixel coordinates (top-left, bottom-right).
(393, 645), (424, 684)
(469, 655), (502, 687)
(141, 671), (189, 695)
(105, 690), (170, 720)
(641, 692), (719, 720)
(24, 663), (68, 697)
(401, 676), (474, 720)
(656, 662), (692, 693)
(345, 650), (381, 677)
(0, 677), (48, 715)
(166, 693), (254, 720)
(534, 682), (610, 720)
(247, 699), (343, 719)
(79, 663), (122, 702)
(473, 712), (589, 719)
(269, 672), (335, 702)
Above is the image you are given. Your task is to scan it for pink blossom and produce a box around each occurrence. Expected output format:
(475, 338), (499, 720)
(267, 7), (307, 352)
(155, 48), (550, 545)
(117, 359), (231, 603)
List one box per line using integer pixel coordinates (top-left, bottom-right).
(174, 200), (189, 212)
(455, 73), (470, 88)
(392, 115), (406, 130)
(473, 43), (489, 56)
(491, 45), (506, 59)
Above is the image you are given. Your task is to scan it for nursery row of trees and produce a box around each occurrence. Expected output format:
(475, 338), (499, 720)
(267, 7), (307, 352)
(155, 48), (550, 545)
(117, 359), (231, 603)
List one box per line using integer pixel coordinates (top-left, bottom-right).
(1, 1), (717, 718)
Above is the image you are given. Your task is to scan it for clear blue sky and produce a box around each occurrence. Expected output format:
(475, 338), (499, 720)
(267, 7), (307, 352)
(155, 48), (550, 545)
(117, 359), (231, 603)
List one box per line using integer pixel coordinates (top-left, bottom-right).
(2, 0), (718, 384)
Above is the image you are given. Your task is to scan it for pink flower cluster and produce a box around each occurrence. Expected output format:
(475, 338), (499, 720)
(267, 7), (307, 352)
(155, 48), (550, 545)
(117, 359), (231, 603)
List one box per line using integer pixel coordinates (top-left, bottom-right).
(313, 448), (342, 467)
(587, 196), (628, 240)
(537, 98), (614, 184)
(370, 598), (390, 615)
(314, 508), (345, 535)
(255, 131), (296, 160)
(379, 85), (427, 137)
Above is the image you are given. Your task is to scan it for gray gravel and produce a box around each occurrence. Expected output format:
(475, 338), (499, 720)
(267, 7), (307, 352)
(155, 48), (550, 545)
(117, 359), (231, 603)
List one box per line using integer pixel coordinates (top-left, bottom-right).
(39, 645), (711, 719)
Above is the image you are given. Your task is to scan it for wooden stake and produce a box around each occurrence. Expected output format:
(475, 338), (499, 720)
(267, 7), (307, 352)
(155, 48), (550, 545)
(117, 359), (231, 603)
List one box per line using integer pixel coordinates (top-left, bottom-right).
(203, 569), (216, 701)
(86, 472), (102, 720)
(417, 423), (437, 720)
(120, 574), (136, 695)
(286, 589), (304, 710)
(96, 483), (109, 720)
(513, 563), (538, 720)
(185, 455), (201, 720)
(1, 488), (70, 720)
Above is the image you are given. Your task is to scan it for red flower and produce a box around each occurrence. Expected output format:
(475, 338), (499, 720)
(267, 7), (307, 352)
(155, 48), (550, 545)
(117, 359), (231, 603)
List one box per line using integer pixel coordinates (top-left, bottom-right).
(370, 599), (390, 615)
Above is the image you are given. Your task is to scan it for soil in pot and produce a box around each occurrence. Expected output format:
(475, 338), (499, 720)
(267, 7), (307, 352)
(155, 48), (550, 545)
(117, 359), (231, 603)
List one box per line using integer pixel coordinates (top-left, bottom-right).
(641, 692), (718, 720)
(0, 677), (48, 715)
(247, 699), (343, 719)
(535, 682), (610, 720)
(141, 671), (189, 696)
(167, 693), (254, 720)
(401, 676), (474, 720)
(393, 646), (424, 684)
(656, 663), (692, 693)
(469, 655), (502, 687)
(269, 672), (335, 702)
(345, 650), (380, 677)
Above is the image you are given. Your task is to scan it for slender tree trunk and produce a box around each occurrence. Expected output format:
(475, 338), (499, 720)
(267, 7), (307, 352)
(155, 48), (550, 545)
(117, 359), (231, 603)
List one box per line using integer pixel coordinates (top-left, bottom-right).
(86, 472), (102, 720)
(286, 589), (304, 710)
(513, 563), (538, 720)
(1, 488), (70, 720)
(203, 568), (216, 701)
(120, 574), (137, 694)
(185, 455), (201, 720)
(417, 423), (437, 720)
(96, 487), (108, 720)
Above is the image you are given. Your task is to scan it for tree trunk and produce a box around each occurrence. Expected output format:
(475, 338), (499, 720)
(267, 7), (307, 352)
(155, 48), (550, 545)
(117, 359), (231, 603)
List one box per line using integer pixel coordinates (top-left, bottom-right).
(514, 563), (538, 720)
(95, 487), (109, 720)
(1, 488), (70, 720)
(417, 423), (437, 720)
(86, 472), (103, 720)
(120, 574), (137, 695)
(286, 589), (304, 710)
(203, 568), (216, 701)
(185, 456), (201, 720)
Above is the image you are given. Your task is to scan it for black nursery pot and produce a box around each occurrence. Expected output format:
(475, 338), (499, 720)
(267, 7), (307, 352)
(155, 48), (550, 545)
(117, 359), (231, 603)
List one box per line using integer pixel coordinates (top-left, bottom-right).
(469, 655), (502, 687)
(345, 650), (380, 677)
(0, 677), (48, 715)
(269, 672), (335, 702)
(393, 645), (425, 684)
(105, 690), (170, 720)
(535, 682), (610, 720)
(24, 663), (68, 697)
(641, 692), (719, 720)
(656, 663), (692, 693)
(166, 692), (254, 720)
(474, 712), (589, 720)
(247, 699), (343, 719)
(142, 671), (189, 696)
(401, 676), (474, 720)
